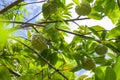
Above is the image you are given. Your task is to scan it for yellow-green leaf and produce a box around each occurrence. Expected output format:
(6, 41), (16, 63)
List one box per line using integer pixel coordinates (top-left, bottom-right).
(114, 56), (120, 80)
(0, 66), (11, 80)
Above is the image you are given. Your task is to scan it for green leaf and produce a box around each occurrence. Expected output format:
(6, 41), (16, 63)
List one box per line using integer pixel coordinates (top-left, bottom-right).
(89, 27), (100, 39)
(54, 0), (65, 8)
(103, 0), (115, 15)
(42, 2), (51, 19)
(73, 52), (83, 65)
(51, 72), (64, 80)
(89, 25), (105, 39)
(102, 59), (113, 66)
(89, 25), (104, 39)
(114, 56), (120, 80)
(107, 52), (116, 59)
(50, 52), (58, 65)
(39, 49), (51, 66)
(106, 41), (120, 53)
(91, 25), (105, 31)
(105, 67), (116, 80)
(58, 23), (70, 30)
(94, 67), (104, 80)
(118, 0), (120, 9)
(44, 23), (55, 31)
(0, 22), (12, 49)
(66, 3), (74, 9)
(27, 30), (31, 39)
(77, 75), (88, 80)
(44, 26), (64, 42)
(18, 74), (37, 80)
(85, 77), (93, 80)
(71, 65), (82, 72)
(72, 0), (80, 5)
(17, 55), (28, 69)
(88, 12), (103, 20)
(93, 5), (104, 12)
(0, 66), (11, 80)
(94, 56), (106, 64)
(108, 26), (120, 38)
(94, 0), (105, 6)
(108, 4), (120, 23)
(101, 30), (107, 40)
(82, 0), (93, 3)
(64, 71), (76, 80)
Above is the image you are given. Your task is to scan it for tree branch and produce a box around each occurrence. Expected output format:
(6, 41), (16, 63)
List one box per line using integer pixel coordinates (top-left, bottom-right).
(56, 28), (101, 43)
(0, 0), (23, 14)
(11, 37), (68, 80)
(18, 0), (47, 6)
(0, 20), (44, 27)
(0, 19), (102, 43)
(37, 18), (90, 24)
(8, 68), (21, 77)
(0, 17), (90, 28)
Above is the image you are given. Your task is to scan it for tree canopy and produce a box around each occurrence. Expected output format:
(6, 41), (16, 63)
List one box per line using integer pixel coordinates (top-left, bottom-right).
(0, 0), (120, 80)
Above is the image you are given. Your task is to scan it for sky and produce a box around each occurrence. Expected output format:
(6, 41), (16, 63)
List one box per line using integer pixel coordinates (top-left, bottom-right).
(0, 0), (16, 10)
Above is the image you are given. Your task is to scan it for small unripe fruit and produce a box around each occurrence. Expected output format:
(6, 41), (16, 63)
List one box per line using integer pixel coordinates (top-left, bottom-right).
(75, 2), (91, 16)
(95, 44), (108, 55)
(49, 2), (57, 14)
(42, 1), (57, 15)
(82, 58), (95, 70)
(31, 33), (47, 52)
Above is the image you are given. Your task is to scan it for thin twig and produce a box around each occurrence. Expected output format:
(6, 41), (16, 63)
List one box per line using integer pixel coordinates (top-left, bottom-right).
(18, 0), (47, 6)
(38, 18), (90, 24)
(0, 20), (45, 28)
(31, 25), (40, 33)
(11, 37), (68, 80)
(8, 68), (21, 77)
(25, 10), (43, 23)
(0, 0), (23, 14)
(23, 0), (49, 25)
(72, 21), (84, 30)
(56, 28), (101, 43)
(13, 6), (21, 27)
(0, 17), (90, 27)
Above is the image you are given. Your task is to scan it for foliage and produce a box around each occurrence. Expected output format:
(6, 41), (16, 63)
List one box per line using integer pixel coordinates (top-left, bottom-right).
(0, 0), (120, 80)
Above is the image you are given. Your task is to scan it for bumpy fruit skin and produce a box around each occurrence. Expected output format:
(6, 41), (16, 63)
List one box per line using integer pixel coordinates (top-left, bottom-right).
(31, 33), (47, 51)
(75, 2), (91, 16)
(49, 2), (57, 14)
(42, 1), (57, 15)
(95, 44), (108, 55)
(82, 58), (95, 70)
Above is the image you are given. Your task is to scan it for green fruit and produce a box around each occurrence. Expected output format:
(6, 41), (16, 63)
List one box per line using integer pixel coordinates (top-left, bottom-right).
(49, 2), (57, 14)
(95, 44), (108, 55)
(31, 33), (47, 51)
(75, 2), (91, 16)
(42, 1), (57, 15)
(82, 58), (95, 70)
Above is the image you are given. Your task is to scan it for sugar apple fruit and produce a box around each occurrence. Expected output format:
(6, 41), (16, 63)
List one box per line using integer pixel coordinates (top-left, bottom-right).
(31, 33), (48, 51)
(42, 1), (57, 15)
(82, 58), (95, 70)
(75, 2), (91, 16)
(95, 44), (108, 55)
